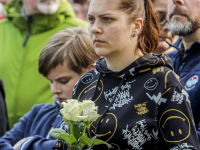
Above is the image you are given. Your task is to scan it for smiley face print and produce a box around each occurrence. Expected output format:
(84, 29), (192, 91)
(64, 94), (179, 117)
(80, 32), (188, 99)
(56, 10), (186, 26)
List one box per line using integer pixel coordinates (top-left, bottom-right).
(78, 79), (103, 102)
(144, 78), (158, 91)
(159, 109), (191, 142)
(146, 57), (159, 65)
(88, 113), (117, 142)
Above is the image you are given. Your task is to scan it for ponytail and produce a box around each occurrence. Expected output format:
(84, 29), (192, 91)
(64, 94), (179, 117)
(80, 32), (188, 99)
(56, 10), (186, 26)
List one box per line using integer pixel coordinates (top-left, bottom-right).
(138, 0), (159, 54)
(118, 0), (159, 54)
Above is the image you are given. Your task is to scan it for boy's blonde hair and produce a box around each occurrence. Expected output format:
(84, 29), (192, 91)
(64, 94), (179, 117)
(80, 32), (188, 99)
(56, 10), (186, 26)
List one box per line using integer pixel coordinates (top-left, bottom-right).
(39, 26), (99, 76)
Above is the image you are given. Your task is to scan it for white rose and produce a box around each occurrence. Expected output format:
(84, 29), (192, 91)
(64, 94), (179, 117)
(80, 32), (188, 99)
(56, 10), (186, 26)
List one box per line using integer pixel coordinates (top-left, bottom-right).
(60, 99), (81, 122)
(79, 100), (99, 122)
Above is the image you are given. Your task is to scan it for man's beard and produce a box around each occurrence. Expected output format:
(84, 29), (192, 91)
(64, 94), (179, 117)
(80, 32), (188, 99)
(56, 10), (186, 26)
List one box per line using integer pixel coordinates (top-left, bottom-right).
(168, 6), (200, 36)
(37, 0), (59, 15)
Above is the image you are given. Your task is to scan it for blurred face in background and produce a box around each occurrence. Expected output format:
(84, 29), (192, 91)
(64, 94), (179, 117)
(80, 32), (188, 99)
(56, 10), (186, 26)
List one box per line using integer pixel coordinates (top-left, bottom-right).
(0, 0), (11, 5)
(23, 0), (61, 15)
(153, 0), (179, 54)
(72, 0), (88, 21)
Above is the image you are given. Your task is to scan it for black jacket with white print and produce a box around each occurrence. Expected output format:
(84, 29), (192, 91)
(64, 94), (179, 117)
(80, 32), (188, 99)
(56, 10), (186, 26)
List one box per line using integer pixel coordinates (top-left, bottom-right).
(54, 54), (200, 150)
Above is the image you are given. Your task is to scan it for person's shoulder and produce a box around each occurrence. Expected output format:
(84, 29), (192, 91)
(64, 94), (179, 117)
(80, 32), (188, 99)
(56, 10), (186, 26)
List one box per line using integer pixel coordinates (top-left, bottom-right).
(63, 17), (88, 28)
(163, 67), (183, 88)
(0, 18), (11, 26)
(166, 49), (179, 58)
(31, 103), (55, 112)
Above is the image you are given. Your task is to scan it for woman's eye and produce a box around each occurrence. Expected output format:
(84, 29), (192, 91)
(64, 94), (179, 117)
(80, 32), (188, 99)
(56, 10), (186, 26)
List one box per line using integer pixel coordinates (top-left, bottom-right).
(104, 17), (112, 22)
(88, 17), (95, 23)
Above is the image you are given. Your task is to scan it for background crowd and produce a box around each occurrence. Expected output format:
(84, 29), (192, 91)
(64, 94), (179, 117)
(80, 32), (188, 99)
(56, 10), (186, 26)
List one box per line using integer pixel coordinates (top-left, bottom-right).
(0, 0), (200, 149)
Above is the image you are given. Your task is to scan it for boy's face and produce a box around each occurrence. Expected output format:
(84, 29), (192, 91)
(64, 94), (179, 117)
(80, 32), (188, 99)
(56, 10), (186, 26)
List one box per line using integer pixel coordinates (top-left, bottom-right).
(46, 61), (82, 104)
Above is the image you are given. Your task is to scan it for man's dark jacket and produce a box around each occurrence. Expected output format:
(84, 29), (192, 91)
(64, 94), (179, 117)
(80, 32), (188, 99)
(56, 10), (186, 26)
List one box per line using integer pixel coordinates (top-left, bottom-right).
(167, 38), (200, 141)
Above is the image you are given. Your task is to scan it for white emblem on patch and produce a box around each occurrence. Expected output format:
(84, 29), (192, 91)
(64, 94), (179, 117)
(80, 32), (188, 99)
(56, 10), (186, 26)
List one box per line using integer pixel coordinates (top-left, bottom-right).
(185, 75), (198, 90)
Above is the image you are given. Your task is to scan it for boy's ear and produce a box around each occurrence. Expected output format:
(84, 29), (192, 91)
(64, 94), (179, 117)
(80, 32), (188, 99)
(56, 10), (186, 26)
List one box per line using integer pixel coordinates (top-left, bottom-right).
(87, 64), (95, 71)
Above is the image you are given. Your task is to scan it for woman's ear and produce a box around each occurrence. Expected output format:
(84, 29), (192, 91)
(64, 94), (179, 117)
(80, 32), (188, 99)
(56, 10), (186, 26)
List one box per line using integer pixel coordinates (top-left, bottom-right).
(132, 18), (143, 36)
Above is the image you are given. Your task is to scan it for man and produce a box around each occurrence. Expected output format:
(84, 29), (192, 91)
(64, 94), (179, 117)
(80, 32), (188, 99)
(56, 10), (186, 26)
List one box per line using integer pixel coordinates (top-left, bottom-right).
(167, 0), (200, 141)
(0, 0), (87, 128)
(0, 0), (13, 19)
(152, 0), (179, 54)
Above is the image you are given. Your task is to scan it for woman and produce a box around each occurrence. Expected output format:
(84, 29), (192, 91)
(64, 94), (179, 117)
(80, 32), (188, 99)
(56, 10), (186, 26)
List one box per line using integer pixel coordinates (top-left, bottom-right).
(152, 0), (179, 54)
(54, 0), (200, 149)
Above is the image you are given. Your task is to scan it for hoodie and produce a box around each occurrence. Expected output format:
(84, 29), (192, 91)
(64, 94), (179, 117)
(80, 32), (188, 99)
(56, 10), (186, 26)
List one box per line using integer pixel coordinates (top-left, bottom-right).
(0, 0), (87, 128)
(70, 54), (199, 150)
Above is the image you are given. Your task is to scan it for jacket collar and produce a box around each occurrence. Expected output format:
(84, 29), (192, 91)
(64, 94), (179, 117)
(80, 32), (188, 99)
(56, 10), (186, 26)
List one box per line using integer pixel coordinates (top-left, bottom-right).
(4, 0), (76, 34)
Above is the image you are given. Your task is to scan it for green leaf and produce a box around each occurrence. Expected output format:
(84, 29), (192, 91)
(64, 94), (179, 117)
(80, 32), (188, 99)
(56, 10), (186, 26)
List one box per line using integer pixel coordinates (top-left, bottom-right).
(93, 139), (112, 148)
(71, 145), (82, 150)
(77, 122), (84, 129)
(60, 133), (77, 145)
(72, 122), (83, 139)
(48, 128), (67, 140)
(79, 136), (92, 146)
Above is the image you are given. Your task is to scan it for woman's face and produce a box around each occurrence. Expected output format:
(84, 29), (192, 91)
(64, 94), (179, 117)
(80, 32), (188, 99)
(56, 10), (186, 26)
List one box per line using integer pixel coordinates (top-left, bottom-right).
(46, 61), (82, 104)
(87, 0), (135, 58)
(153, 0), (179, 54)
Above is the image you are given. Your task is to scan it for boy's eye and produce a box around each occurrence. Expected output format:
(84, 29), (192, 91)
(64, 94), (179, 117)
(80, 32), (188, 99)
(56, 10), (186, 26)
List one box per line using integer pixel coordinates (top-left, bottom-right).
(60, 80), (69, 84)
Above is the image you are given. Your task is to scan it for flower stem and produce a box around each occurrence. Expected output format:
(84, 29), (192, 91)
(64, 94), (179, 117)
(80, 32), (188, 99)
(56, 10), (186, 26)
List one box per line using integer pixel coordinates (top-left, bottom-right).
(68, 145), (71, 150)
(82, 123), (87, 136)
(70, 122), (74, 135)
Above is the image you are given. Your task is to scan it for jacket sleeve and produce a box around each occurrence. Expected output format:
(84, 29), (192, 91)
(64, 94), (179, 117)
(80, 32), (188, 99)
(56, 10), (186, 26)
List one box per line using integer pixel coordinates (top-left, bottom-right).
(192, 84), (200, 142)
(18, 136), (57, 150)
(0, 109), (31, 150)
(158, 85), (200, 149)
(0, 105), (57, 150)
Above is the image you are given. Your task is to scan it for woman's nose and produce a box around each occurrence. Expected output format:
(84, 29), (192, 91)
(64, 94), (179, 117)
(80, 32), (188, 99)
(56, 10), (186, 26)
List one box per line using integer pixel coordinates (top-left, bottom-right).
(90, 21), (102, 34)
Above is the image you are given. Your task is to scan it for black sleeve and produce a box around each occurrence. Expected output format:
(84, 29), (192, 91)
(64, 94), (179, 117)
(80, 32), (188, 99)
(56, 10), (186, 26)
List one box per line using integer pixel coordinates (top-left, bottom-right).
(0, 79), (9, 137)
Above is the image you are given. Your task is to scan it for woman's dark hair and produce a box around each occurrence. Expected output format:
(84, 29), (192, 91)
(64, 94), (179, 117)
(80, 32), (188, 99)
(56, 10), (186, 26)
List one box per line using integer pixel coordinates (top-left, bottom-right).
(118, 0), (159, 54)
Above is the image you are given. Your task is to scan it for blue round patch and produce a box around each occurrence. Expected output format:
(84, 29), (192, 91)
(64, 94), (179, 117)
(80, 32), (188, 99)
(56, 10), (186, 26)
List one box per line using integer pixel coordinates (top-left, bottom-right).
(185, 75), (198, 90)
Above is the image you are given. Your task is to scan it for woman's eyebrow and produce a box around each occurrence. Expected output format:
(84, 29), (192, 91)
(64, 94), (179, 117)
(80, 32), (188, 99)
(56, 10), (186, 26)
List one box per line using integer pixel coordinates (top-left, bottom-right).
(88, 13), (114, 17)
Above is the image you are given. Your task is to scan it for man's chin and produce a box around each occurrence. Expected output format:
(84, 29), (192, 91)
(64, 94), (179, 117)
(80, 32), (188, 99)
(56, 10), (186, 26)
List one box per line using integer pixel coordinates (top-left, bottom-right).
(37, 3), (59, 14)
(157, 43), (171, 51)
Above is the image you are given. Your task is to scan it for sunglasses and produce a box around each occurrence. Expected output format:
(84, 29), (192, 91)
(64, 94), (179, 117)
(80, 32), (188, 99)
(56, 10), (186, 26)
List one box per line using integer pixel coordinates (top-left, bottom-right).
(157, 12), (167, 26)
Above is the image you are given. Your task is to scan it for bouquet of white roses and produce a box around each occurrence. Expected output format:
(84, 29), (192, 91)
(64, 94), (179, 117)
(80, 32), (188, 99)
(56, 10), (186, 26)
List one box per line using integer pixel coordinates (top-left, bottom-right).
(49, 99), (111, 150)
